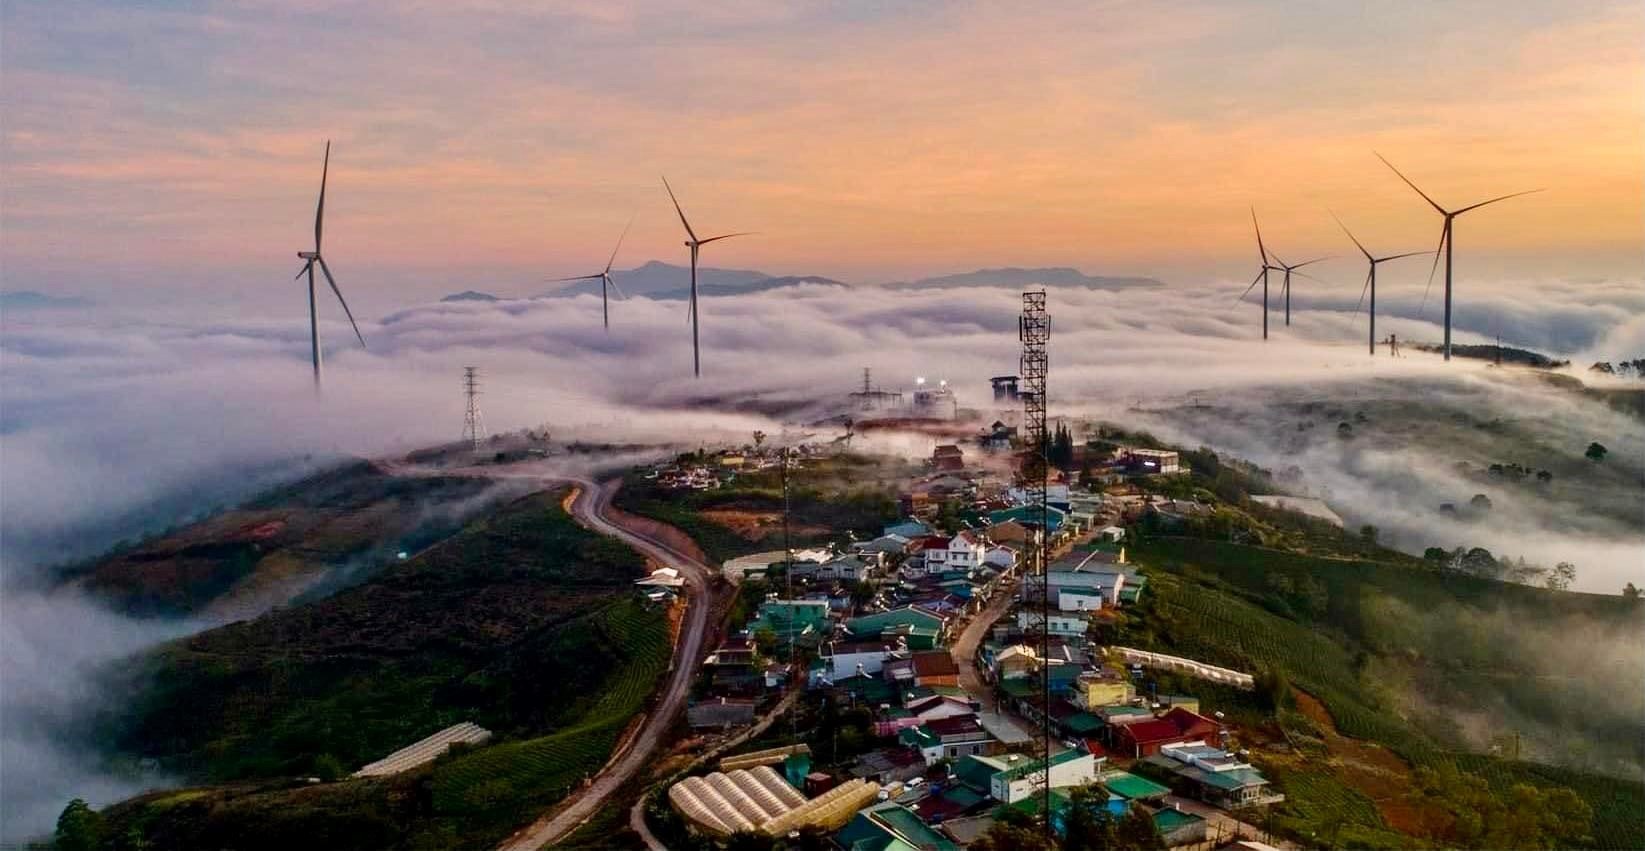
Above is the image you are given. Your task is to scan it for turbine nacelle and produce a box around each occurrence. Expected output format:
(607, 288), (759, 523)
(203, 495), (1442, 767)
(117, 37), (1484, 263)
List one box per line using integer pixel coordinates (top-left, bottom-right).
(298, 251), (320, 260)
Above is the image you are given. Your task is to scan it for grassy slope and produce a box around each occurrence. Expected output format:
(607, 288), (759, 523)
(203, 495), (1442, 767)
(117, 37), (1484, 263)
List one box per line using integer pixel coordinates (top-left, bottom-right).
(1125, 537), (1645, 849)
(72, 460), (496, 617)
(93, 489), (672, 851)
(614, 454), (902, 564)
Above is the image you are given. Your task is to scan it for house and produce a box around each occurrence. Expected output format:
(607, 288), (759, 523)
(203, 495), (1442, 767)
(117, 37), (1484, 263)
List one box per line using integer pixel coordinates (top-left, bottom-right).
(1071, 669), (1136, 710)
(906, 693), (975, 722)
(989, 750), (1100, 804)
(899, 714), (994, 764)
(848, 748), (927, 785)
(938, 531), (987, 570)
(1141, 742), (1284, 809)
(846, 607), (947, 645)
(749, 599), (832, 642)
(1154, 807), (1209, 847)
(911, 650), (960, 688)
(854, 533), (913, 557)
(817, 639), (899, 682)
(1098, 770), (1171, 804)
(883, 518), (934, 539)
(1111, 707), (1219, 758)
(686, 698), (757, 729)
(984, 545), (1019, 570)
(991, 644), (1038, 681)
(1124, 448), (1182, 475)
(1097, 525), (1126, 542)
(933, 444), (966, 471)
(984, 519), (1034, 546)
(1015, 610), (1090, 639)
(837, 803), (960, 851)
(792, 553), (878, 583)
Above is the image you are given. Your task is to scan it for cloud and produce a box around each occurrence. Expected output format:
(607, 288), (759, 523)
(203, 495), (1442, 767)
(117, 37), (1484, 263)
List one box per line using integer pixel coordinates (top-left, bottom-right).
(2, 278), (1642, 841)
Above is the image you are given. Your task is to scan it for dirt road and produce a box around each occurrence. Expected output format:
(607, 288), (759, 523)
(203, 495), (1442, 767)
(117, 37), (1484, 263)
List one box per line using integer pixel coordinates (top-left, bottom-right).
(497, 476), (718, 850)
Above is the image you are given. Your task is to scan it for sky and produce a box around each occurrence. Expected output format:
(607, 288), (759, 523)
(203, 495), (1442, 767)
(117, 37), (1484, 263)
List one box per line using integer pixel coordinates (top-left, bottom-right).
(3, 0), (1642, 312)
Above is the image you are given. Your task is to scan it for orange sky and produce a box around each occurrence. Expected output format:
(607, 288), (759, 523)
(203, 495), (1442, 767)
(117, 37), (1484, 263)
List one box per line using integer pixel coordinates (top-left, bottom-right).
(2, 1), (1640, 306)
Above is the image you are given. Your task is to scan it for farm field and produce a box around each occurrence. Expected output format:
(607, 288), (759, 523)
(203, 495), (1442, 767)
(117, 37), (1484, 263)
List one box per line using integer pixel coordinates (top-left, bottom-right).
(1125, 537), (1645, 849)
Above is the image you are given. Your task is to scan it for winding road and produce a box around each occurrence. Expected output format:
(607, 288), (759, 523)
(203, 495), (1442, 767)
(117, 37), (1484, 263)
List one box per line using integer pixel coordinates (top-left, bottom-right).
(496, 476), (718, 851)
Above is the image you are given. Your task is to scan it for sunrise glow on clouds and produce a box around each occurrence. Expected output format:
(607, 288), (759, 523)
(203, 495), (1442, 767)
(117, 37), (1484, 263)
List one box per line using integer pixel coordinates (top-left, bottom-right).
(2, 1), (1640, 308)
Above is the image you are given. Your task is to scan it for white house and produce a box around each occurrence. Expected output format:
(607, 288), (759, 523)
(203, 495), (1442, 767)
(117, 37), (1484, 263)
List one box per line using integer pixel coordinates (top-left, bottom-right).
(1015, 610), (1090, 638)
(1058, 590), (1108, 612)
(1097, 525), (1126, 542)
(817, 640), (900, 682)
(940, 531), (987, 571)
(990, 751), (1099, 804)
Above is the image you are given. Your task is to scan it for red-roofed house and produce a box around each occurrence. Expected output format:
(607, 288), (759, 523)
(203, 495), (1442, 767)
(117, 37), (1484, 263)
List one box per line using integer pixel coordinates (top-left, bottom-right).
(1112, 707), (1220, 758)
(911, 650), (960, 688)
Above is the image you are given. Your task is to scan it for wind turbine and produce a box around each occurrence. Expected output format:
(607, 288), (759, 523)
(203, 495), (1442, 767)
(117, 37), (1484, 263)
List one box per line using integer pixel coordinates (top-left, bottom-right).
(662, 176), (753, 377)
(551, 218), (632, 331)
(1332, 211), (1428, 356)
(1269, 252), (1330, 327)
(294, 141), (366, 391)
(1374, 153), (1541, 361)
(1235, 208), (1284, 339)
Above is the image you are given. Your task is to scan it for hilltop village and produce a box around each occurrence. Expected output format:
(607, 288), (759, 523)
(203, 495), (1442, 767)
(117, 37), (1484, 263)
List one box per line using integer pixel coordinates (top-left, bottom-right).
(639, 432), (1292, 850)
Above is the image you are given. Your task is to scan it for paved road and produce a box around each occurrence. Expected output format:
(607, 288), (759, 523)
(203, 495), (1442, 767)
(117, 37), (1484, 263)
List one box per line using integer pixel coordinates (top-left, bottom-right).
(951, 579), (1048, 748)
(497, 477), (718, 850)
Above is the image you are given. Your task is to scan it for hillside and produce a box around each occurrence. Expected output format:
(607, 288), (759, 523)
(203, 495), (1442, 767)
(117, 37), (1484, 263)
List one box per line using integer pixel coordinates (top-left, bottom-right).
(78, 488), (671, 850)
(1122, 536), (1645, 848)
(64, 460), (501, 618)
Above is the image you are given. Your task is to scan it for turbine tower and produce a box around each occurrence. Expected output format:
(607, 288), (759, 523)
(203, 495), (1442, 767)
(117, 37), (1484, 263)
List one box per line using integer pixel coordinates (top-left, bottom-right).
(1375, 153), (1541, 361)
(550, 218), (632, 331)
(1235, 208), (1284, 340)
(662, 176), (753, 377)
(1332, 212), (1428, 356)
(293, 141), (366, 391)
(1269, 252), (1329, 327)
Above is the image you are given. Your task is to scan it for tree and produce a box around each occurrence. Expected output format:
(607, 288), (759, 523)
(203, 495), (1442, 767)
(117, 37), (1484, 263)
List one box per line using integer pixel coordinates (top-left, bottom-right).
(1585, 442), (1608, 462)
(55, 799), (105, 851)
(1424, 546), (1450, 563)
(1544, 562), (1576, 591)
(849, 580), (876, 608)
(1624, 582), (1641, 600)
(1535, 469), (1553, 484)
(1114, 807), (1166, 851)
(1470, 493), (1493, 511)
(1359, 524), (1378, 544)
(971, 810), (1055, 851)
(752, 430), (766, 450)
(1255, 666), (1292, 711)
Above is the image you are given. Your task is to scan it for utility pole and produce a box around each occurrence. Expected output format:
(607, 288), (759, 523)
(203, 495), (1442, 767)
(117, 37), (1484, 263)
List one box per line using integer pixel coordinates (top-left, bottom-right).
(462, 367), (484, 452)
(1019, 288), (1051, 835)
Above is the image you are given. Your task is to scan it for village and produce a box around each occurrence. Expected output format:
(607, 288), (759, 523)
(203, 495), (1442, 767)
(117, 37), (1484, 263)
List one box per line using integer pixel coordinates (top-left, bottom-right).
(643, 429), (1292, 851)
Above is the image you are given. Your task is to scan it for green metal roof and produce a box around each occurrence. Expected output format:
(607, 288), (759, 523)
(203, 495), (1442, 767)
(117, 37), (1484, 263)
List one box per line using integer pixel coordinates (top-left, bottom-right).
(1154, 808), (1204, 831)
(941, 785), (986, 808)
(874, 804), (960, 851)
(1101, 771), (1171, 800)
(1061, 712), (1104, 735)
(955, 755), (1008, 790)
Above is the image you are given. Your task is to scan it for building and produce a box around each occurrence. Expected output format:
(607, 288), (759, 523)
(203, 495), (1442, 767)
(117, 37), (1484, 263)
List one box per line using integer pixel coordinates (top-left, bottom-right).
(1141, 742), (1284, 809)
(1111, 707), (1219, 758)
(1071, 669), (1136, 710)
(930, 530), (987, 571)
(1125, 448), (1182, 475)
(817, 639), (899, 682)
(846, 606), (946, 646)
(1154, 806), (1209, 847)
(1015, 610), (1090, 639)
(990, 376), (1021, 401)
(898, 714), (995, 764)
(933, 444), (966, 471)
(836, 803), (960, 851)
(990, 750), (1100, 804)
(911, 650), (960, 688)
(749, 599), (832, 642)
(687, 698), (758, 729)
(792, 553), (878, 583)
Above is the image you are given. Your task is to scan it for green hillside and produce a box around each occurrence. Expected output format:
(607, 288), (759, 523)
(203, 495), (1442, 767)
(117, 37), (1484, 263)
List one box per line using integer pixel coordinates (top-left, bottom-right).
(75, 489), (672, 850)
(1124, 537), (1645, 849)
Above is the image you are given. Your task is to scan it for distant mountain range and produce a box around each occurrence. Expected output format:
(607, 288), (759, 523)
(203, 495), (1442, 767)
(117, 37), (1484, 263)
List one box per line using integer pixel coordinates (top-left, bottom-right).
(889, 267), (1164, 290)
(1, 290), (92, 310)
(442, 262), (1162, 303)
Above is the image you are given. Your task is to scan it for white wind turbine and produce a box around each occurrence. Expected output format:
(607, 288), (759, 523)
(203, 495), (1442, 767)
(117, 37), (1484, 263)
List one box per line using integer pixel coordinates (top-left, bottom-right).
(294, 141), (366, 390)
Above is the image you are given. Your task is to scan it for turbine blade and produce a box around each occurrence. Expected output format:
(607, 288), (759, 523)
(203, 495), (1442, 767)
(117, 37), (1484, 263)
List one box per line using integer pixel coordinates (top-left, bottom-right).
(1330, 210), (1372, 261)
(1374, 151), (1447, 215)
(1292, 269), (1329, 285)
(606, 273), (626, 300)
(315, 141), (329, 251)
(1418, 222), (1449, 318)
(315, 256), (366, 348)
(661, 175), (697, 242)
(1376, 250), (1430, 263)
(698, 231), (756, 245)
(1353, 269), (1372, 316)
(1250, 207), (1268, 263)
(1267, 251), (1288, 269)
(549, 274), (605, 282)
(295, 260), (313, 280)
(1454, 188), (1544, 215)
(1235, 270), (1262, 305)
(604, 215), (634, 274)
(1292, 256), (1331, 269)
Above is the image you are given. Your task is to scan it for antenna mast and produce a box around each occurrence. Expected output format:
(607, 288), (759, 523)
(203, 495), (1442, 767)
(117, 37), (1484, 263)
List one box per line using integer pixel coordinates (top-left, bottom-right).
(462, 366), (485, 452)
(1019, 288), (1052, 832)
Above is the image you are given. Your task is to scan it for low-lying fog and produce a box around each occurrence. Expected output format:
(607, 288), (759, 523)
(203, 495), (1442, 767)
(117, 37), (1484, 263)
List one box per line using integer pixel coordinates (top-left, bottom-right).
(2, 275), (1641, 839)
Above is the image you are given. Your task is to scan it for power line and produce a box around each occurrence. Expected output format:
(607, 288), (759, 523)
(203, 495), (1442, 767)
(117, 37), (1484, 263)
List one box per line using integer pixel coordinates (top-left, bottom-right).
(462, 366), (485, 452)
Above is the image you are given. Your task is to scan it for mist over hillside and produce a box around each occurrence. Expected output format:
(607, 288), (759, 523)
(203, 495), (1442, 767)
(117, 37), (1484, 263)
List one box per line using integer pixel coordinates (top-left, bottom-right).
(3, 274), (1643, 841)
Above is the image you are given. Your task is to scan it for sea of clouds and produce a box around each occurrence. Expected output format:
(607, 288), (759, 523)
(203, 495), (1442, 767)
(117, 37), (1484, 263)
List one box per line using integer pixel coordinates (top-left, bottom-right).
(2, 276), (1642, 839)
